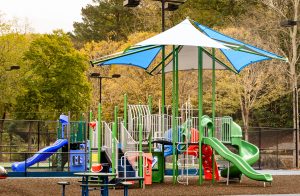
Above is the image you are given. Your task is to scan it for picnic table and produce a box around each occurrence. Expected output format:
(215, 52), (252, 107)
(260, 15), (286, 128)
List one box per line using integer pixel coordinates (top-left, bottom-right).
(74, 172), (117, 196)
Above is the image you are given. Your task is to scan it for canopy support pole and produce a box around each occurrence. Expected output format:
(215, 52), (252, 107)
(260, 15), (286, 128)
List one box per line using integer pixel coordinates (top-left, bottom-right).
(212, 48), (216, 183)
(162, 46), (166, 115)
(198, 46), (203, 185)
(175, 45), (179, 180)
(148, 95), (153, 153)
(172, 45), (176, 184)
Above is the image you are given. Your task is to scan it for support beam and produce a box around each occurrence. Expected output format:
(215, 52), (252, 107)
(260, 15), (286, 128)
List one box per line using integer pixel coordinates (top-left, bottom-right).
(98, 103), (102, 163)
(198, 47), (203, 185)
(212, 48), (216, 183)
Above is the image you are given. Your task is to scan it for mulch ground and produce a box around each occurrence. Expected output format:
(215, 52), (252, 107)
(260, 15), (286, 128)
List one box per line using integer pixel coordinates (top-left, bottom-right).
(0, 175), (299, 196)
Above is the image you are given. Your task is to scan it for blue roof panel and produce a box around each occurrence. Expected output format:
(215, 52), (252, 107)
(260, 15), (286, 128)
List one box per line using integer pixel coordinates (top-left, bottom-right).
(194, 21), (284, 72)
(99, 46), (161, 70)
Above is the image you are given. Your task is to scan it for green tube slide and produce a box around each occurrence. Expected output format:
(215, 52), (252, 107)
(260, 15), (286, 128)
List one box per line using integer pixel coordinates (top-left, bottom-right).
(203, 137), (272, 182)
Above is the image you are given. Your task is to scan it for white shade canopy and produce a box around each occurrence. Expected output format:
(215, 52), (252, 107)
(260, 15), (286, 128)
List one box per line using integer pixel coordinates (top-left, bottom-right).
(162, 46), (230, 73)
(136, 19), (229, 49)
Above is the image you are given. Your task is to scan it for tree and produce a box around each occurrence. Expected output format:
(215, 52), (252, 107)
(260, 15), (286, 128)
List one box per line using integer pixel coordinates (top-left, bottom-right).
(15, 31), (91, 149)
(0, 33), (33, 160)
(81, 31), (162, 120)
(209, 27), (287, 141)
(73, 0), (139, 44)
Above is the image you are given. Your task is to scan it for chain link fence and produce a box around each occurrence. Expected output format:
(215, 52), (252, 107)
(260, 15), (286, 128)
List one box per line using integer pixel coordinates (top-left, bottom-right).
(247, 127), (296, 169)
(0, 118), (298, 170)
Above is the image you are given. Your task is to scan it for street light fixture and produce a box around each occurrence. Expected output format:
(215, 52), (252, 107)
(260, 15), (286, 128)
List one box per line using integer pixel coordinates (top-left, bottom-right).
(5, 65), (20, 71)
(89, 72), (121, 103)
(280, 20), (299, 27)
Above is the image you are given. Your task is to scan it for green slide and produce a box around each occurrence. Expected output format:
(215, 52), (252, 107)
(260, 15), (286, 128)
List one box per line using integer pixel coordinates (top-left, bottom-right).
(203, 137), (272, 182)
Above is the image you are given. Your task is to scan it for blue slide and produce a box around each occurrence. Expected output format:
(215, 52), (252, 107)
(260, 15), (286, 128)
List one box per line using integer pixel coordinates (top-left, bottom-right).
(12, 139), (68, 172)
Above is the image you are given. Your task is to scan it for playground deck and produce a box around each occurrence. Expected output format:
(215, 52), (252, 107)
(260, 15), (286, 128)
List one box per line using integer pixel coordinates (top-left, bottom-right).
(1, 174), (300, 196)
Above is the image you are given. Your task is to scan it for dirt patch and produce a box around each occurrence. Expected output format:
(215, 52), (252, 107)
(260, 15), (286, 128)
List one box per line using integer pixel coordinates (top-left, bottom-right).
(0, 175), (299, 196)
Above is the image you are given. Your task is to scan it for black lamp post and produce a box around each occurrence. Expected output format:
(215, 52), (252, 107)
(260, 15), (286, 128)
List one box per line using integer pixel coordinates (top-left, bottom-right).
(90, 73), (121, 103)
(280, 19), (299, 167)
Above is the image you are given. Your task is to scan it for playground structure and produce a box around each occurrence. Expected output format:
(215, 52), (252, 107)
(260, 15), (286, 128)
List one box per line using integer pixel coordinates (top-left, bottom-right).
(11, 114), (89, 173)
(7, 97), (272, 186)
(86, 97), (273, 186)
(5, 18), (288, 190)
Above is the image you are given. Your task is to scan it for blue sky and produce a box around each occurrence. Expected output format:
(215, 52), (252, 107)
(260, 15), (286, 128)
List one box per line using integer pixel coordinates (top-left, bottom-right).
(0, 0), (94, 33)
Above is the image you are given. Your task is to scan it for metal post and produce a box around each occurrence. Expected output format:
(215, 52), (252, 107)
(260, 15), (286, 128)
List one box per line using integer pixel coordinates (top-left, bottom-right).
(124, 94), (128, 129)
(198, 46), (203, 185)
(295, 87), (299, 168)
(98, 103), (102, 163)
(259, 128), (261, 169)
(99, 77), (102, 103)
(148, 95), (153, 153)
(172, 45), (176, 184)
(212, 48), (216, 183)
(138, 114), (143, 188)
(175, 46), (179, 179)
(84, 113), (88, 172)
(68, 111), (71, 172)
(38, 121), (40, 151)
(112, 106), (118, 174)
(161, 0), (165, 32)
(276, 129), (279, 169)
(89, 110), (93, 171)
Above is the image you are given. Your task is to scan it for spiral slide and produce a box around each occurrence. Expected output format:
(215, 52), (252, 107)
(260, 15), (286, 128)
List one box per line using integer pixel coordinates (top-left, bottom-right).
(12, 139), (68, 172)
(203, 137), (272, 182)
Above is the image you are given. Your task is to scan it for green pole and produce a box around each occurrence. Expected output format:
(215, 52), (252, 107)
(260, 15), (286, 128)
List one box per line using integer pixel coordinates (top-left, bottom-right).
(175, 46), (179, 179)
(162, 46), (166, 115)
(112, 106), (118, 174)
(138, 113), (143, 188)
(212, 48), (216, 183)
(198, 47), (203, 185)
(124, 94), (128, 129)
(172, 45), (176, 184)
(89, 110), (93, 170)
(98, 103), (102, 164)
(148, 95), (153, 153)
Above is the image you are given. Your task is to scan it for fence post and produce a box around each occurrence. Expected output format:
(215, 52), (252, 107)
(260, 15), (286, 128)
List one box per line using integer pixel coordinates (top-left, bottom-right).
(276, 130), (279, 169)
(24, 152), (27, 177)
(259, 128), (261, 169)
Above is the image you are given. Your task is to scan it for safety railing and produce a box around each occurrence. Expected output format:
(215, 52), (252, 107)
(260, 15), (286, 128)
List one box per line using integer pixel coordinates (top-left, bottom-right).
(150, 114), (172, 142)
(128, 105), (151, 143)
(120, 122), (138, 153)
(102, 121), (113, 163)
(188, 116), (232, 143)
(177, 154), (199, 185)
(121, 151), (147, 179)
(128, 116), (151, 143)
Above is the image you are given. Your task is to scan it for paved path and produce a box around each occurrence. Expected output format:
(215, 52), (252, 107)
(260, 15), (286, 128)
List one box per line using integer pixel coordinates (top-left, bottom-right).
(259, 170), (300, 175)
(229, 195), (300, 196)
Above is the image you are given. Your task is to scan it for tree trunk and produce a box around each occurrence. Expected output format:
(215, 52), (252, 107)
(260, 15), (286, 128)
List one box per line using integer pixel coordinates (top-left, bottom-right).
(240, 97), (249, 141)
